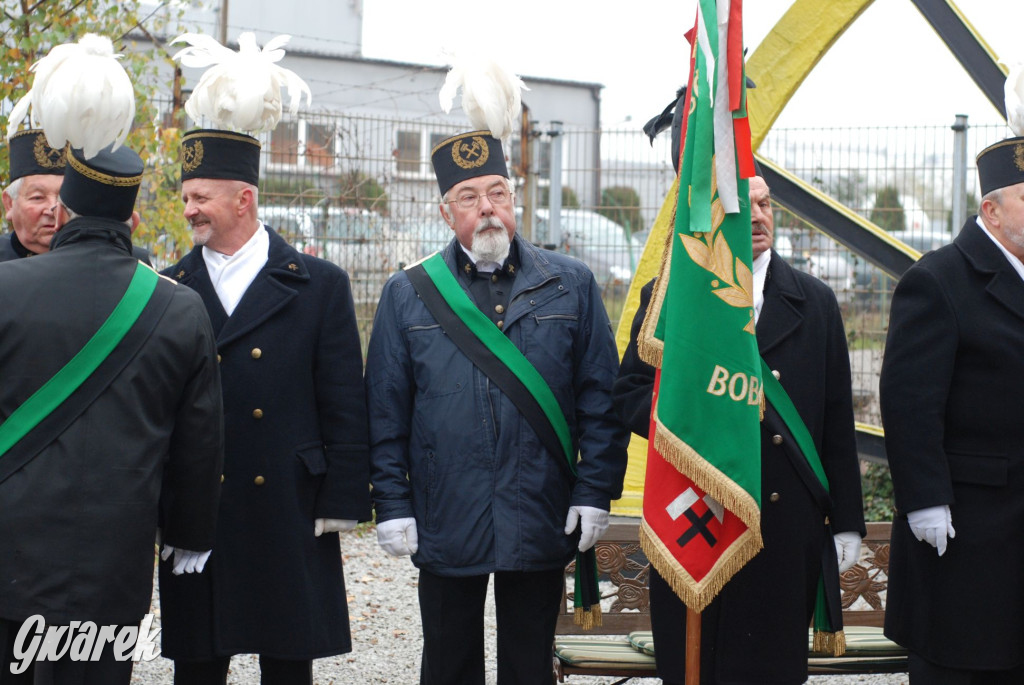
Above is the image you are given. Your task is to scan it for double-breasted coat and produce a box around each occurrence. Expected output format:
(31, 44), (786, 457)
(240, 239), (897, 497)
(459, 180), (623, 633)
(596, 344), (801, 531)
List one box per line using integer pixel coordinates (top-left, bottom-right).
(880, 219), (1024, 670)
(0, 219), (223, 627)
(158, 227), (371, 660)
(613, 252), (865, 684)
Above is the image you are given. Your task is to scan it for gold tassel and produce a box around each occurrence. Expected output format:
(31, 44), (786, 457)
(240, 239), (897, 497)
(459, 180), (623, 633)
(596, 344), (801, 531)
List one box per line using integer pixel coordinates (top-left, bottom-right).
(812, 629), (846, 657)
(573, 605), (603, 630)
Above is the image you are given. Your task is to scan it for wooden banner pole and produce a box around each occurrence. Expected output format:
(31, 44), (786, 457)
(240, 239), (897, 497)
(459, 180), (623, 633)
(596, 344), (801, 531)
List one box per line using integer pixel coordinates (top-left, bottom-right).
(685, 605), (701, 684)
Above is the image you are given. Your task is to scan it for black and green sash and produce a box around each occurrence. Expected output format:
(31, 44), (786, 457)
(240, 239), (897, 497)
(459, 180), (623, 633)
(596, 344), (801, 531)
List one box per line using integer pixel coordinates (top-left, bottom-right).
(761, 359), (845, 656)
(0, 263), (167, 482)
(405, 253), (603, 628)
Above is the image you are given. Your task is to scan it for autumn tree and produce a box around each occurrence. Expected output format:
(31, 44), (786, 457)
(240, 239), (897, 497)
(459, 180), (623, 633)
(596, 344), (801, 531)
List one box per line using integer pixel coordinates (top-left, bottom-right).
(0, 0), (188, 266)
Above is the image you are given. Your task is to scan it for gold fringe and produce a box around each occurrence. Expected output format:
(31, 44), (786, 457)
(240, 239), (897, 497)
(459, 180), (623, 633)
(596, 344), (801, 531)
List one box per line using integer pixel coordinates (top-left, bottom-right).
(637, 182), (679, 369)
(650, 419), (762, 534)
(639, 519), (762, 613)
(573, 604), (603, 630)
(812, 630), (846, 657)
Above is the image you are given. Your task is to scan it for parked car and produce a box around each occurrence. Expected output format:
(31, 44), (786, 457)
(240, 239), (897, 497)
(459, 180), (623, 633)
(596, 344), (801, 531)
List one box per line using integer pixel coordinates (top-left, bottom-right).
(259, 204), (319, 255)
(535, 208), (635, 285)
(888, 229), (953, 254)
(312, 207), (417, 274)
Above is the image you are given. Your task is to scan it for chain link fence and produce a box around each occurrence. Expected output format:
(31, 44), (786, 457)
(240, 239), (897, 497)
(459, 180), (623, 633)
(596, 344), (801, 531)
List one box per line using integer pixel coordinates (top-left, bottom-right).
(139, 103), (1009, 424)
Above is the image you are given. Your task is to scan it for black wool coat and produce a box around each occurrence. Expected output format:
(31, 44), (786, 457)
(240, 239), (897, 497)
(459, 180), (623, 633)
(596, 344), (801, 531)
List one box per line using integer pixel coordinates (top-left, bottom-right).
(158, 227), (371, 660)
(613, 251), (865, 684)
(881, 219), (1024, 670)
(0, 219), (223, 626)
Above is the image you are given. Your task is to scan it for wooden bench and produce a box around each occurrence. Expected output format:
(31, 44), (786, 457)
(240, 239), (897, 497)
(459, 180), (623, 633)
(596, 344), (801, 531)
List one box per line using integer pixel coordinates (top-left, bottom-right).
(553, 519), (906, 682)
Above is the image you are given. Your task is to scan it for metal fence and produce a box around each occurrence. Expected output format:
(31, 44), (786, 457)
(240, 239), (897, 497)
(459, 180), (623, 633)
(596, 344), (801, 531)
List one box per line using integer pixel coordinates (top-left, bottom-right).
(141, 106), (1010, 425)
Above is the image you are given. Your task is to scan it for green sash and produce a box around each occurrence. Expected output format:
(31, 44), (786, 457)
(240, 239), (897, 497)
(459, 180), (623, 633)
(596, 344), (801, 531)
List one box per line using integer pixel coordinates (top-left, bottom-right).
(406, 253), (602, 628)
(761, 358), (845, 655)
(0, 262), (159, 459)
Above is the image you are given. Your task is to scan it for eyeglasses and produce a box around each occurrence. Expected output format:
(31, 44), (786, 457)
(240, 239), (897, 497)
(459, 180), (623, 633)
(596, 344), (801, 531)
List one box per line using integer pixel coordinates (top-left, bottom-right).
(447, 188), (513, 209)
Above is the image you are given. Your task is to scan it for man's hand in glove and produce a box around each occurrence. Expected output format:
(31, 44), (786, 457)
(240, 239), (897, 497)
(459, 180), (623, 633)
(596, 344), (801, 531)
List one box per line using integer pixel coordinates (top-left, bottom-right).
(160, 545), (212, 575)
(564, 505), (610, 552)
(907, 504), (955, 556)
(376, 517), (418, 556)
(833, 531), (862, 573)
(315, 518), (358, 536)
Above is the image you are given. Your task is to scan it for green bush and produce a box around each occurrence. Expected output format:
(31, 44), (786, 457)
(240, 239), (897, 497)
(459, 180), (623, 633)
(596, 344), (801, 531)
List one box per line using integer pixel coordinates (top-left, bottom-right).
(861, 461), (895, 522)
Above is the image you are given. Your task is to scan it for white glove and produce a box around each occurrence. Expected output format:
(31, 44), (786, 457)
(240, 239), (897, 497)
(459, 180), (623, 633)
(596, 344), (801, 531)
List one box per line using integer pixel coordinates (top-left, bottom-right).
(376, 517), (418, 556)
(160, 545), (212, 575)
(833, 531), (862, 573)
(315, 518), (358, 536)
(564, 505), (610, 552)
(907, 504), (955, 556)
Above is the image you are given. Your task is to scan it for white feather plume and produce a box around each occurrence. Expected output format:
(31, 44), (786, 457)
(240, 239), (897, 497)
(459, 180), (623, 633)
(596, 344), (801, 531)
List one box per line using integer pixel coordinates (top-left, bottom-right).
(6, 34), (135, 159)
(1004, 59), (1024, 138)
(172, 32), (312, 134)
(439, 52), (527, 142)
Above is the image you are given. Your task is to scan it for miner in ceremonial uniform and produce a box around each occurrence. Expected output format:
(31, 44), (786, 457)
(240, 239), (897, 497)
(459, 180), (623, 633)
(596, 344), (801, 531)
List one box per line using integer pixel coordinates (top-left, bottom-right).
(158, 32), (370, 685)
(0, 129), (65, 261)
(613, 86), (865, 683)
(880, 66), (1024, 683)
(365, 57), (629, 684)
(0, 35), (223, 685)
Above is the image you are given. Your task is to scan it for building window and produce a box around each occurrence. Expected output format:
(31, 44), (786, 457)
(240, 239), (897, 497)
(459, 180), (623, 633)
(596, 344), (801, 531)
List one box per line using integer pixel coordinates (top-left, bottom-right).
(270, 121), (300, 165)
(395, 131), (421, 174)
(305, 123), (336, 169)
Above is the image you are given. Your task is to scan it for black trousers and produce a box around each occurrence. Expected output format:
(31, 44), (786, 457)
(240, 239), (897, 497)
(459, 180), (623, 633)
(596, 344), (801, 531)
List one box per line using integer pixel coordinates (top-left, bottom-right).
(173, 656), (312, 685)
(0, 618), (133, 685)
(909, 653), (1024, 684)
(417, 567), (565, 685)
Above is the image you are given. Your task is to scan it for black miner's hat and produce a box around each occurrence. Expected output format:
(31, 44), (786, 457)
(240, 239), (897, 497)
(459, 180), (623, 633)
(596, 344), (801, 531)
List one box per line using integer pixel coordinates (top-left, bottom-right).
(431, 130), (508, 196)
(180, 129), (261, 186)
(976, 136), (1024, 196)
(9, 129), (66, 181)
(61, 144), (143, 222)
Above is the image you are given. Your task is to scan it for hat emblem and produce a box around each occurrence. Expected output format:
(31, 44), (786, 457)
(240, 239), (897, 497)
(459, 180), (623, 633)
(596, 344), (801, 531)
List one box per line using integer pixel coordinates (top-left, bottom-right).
(33, 134), (65, 169)
(1015, 144), (1024, 173)
(181, 139), (204, 173)
(452, 135), (490, 170)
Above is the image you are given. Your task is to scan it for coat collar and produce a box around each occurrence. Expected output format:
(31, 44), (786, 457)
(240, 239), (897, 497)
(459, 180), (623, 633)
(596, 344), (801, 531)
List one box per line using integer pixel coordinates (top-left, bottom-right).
(438, 233), (560, 328)
(170, 227), (311, 346)
(956, 219), (1024, 323)
(756, 250), (808, 355)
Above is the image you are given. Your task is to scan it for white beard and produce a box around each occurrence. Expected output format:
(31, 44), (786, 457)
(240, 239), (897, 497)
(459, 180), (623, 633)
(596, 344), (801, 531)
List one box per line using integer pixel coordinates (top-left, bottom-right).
(470, 218), (511, 264)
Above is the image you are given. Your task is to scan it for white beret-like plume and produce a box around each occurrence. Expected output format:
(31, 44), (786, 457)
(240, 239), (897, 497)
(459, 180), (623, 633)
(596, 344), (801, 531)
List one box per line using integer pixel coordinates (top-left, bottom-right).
(439, 52), (527, 143)
(6, 34), (135, 159)
(1004, 59), (1024, 137)
(172, 32), (312, 134)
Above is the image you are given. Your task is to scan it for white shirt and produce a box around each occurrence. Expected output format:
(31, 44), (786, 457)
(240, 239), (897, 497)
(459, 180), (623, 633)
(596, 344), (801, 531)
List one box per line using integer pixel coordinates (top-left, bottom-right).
(202, 224), (270, 316)
(976, 216), (1024, 284)
(752, 250), (772, 324)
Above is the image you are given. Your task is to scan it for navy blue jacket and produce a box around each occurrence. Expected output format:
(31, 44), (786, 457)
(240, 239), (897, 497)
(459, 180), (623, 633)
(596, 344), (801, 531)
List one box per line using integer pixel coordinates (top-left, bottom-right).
(158, 227), (371, 660)
(366, 234), (629, 576)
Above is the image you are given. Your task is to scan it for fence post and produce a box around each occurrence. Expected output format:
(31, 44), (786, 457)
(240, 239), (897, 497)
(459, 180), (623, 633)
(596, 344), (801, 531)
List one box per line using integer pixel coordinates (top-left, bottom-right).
(522, 119), (538, 243)
(951, 114), (969, 233)
(548, 121), (564, 249)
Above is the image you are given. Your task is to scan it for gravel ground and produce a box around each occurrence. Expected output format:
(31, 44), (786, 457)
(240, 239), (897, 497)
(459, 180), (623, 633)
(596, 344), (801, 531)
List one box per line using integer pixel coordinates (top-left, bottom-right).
(129, 526), (908, 684)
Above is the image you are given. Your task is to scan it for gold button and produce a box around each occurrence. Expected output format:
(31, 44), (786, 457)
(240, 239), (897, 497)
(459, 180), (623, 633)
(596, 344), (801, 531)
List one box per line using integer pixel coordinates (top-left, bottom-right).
(824, 516), (830, 525)
(772, 369), (781, 380)
(251, 348), (262, 359)
(216, 354), (222, 363)
(220, 474), (225, 484)
(253, 408), (264, 419)
(254, 475), (265, 486)
(769, 492), (780, 503)
(496, 320), (504, 329)
(771, 434), (783, 446)
(491, 274), (498, 283)
(495, 304), (505, 314)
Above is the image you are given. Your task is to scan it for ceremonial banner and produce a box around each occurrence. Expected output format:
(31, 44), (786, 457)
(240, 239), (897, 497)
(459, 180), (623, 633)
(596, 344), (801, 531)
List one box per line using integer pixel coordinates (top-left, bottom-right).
(637, 0), (762, 612)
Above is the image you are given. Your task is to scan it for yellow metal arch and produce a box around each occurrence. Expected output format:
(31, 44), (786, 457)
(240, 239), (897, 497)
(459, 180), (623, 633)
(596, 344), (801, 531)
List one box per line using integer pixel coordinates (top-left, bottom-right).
(611, 0), (875, 516)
